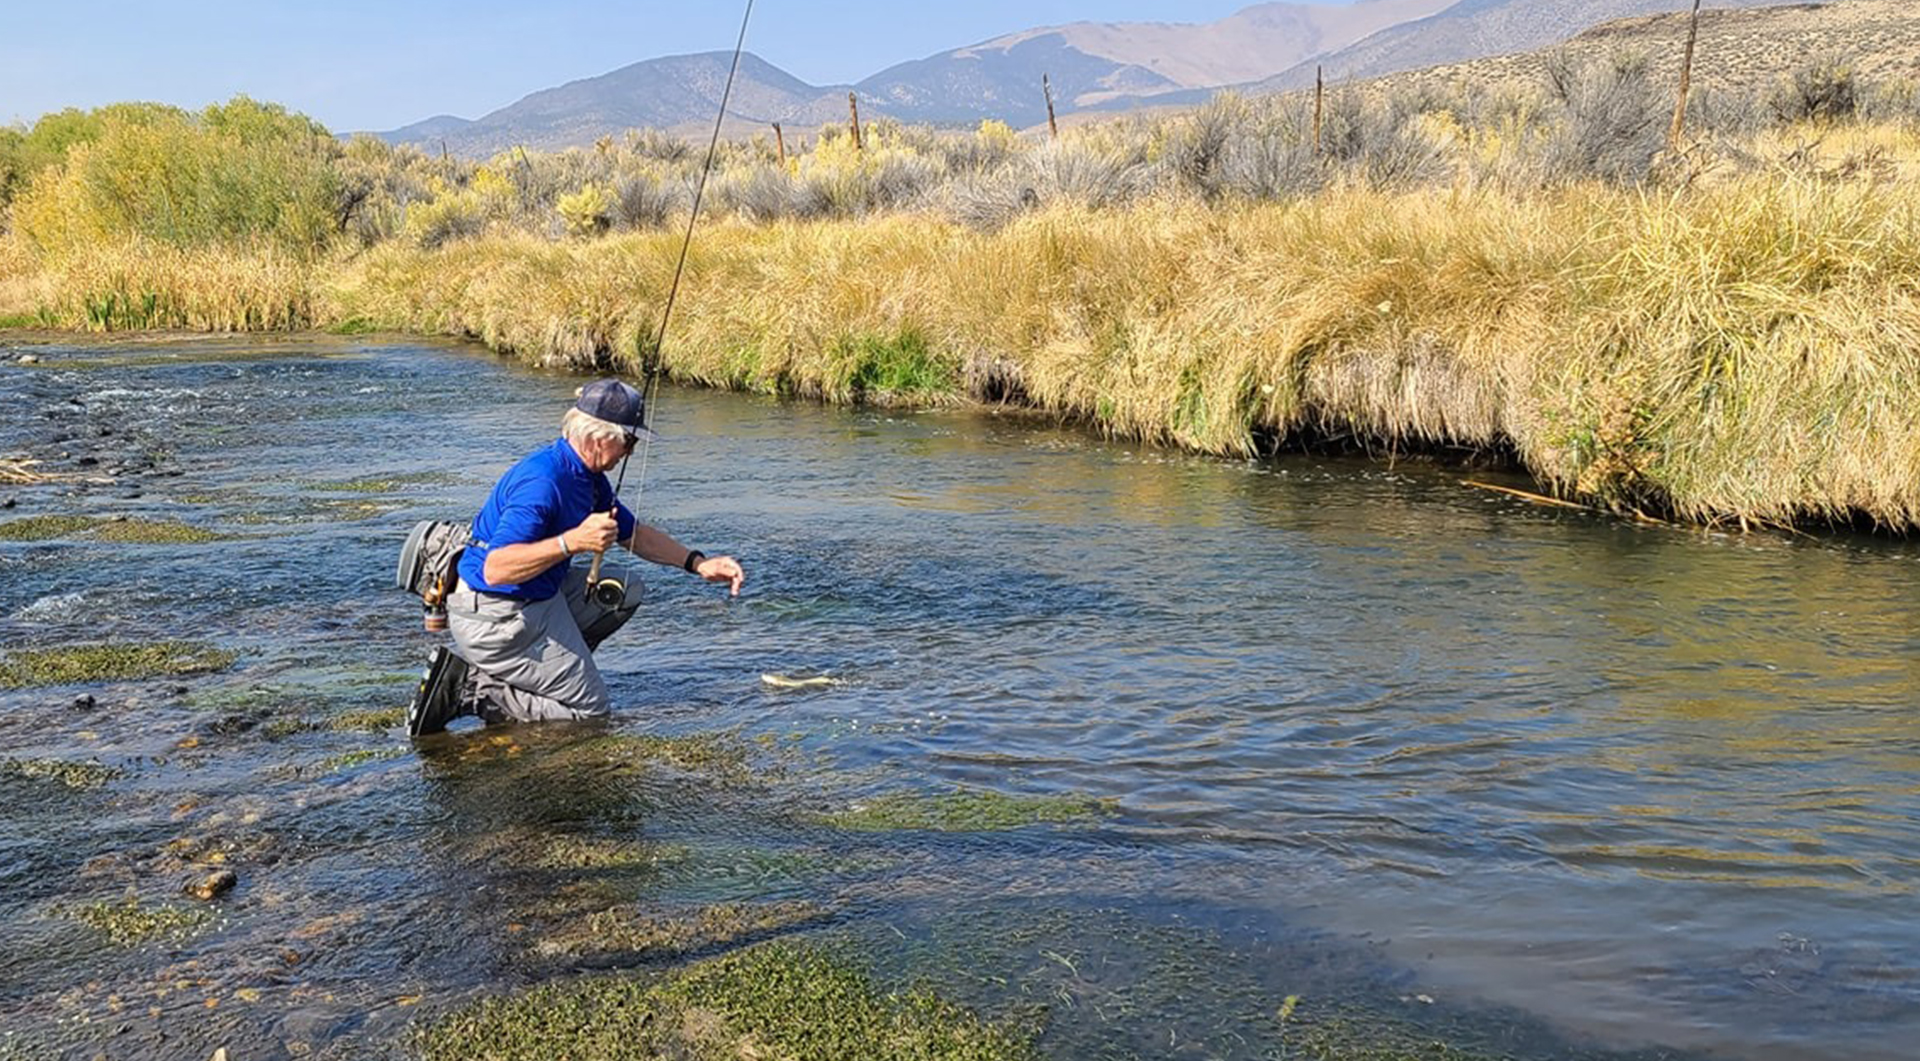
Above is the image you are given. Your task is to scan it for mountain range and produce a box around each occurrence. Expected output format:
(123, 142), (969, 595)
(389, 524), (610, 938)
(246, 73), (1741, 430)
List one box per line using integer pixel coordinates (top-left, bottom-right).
(379, 0), (1818, 156)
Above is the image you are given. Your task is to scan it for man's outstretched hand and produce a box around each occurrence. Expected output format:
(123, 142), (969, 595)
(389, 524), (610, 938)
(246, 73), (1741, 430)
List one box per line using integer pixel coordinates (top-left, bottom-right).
(695, 555), (746, 597)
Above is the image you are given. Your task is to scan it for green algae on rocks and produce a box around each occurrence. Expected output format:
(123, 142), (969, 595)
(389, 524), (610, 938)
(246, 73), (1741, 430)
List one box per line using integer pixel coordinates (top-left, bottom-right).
(554, 731), (765, 784)
(305, 470), (458, 493)
(90, 519), (223, 543)
(0, 515), (94, 540)
(822, 787), (1117, 832)
(533, 900), (832, 963)
(0, 515), (222, 543)
(318, 746), (407, 772)
(69, 897), (212, 946)
(0, 757), (124, 790)
(420, 940), (1037, 1061)
(325, 706), (405, 732)
(0, 641), (236, 688)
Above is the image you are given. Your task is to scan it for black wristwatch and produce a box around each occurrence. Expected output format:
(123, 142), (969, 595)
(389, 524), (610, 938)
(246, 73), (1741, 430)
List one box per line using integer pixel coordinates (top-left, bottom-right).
(683, 549), (707, 573)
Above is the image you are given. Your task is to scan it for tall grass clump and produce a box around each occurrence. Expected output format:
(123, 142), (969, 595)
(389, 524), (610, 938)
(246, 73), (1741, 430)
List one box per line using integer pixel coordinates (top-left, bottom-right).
(35, 240), (317, 331)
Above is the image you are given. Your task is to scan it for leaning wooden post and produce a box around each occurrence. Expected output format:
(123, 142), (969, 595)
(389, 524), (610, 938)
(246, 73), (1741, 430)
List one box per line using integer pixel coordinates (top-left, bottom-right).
(848, 92), (864, 151)
(1667, 0), (1704, 152)
(773, 122), (787, 166)
(1044, 74), (1059, 140)
(1313, 66), (1325, 159)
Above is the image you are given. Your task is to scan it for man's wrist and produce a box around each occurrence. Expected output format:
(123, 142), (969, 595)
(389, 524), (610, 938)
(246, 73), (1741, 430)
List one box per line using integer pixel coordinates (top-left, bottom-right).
(557, 533), (572, 557)
(683, 549), (706, 573)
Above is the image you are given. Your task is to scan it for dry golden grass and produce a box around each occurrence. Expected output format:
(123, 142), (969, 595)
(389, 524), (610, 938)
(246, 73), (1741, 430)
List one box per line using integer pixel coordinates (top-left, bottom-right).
(14, 239), (314, 330)
(314, 162), (1920, 529)
(0, 235), (49, 322)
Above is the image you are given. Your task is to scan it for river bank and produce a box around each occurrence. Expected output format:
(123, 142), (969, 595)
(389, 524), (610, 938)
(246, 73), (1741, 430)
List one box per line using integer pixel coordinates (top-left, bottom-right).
(8, 166), (1920, 532)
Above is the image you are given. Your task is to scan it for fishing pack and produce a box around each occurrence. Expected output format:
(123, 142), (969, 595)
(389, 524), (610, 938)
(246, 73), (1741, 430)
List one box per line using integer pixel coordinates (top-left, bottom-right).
(395, 520), (471, 631)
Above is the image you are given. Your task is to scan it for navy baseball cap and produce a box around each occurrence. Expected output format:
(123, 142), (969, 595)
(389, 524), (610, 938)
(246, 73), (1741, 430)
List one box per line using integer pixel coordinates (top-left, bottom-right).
(575, 379), (658, 441)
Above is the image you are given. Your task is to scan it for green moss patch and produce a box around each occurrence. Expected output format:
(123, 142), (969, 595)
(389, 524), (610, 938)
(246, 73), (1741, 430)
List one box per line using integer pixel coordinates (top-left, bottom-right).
(90, 519), (223, 543)
(0, 515), (222, 543)
(0, 515), (95, 541)
(821, 788), (1117, 832)
(0, 641), (236, 688)
(422, 940), (1037, 1061)
(69, 897), (212, 946)
(326, 706), (405, 732)
(555, 731), (762, 784)
(533, 900), (831, 963)
(318, 746), (406, 772)
(305, 470), (457, 493)
(459, 826), (689, 877)
(325, 316), (379, 335)
(521, 835), (687, 873)
(0, 757), (124, 790)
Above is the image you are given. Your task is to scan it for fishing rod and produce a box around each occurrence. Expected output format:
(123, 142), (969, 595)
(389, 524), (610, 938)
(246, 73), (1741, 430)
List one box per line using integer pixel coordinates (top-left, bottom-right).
(587, 0), (757, 608)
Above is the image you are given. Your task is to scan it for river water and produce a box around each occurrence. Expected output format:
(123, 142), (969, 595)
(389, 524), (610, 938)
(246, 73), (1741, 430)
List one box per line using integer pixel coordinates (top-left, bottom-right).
(2, 337), (1917, 1060)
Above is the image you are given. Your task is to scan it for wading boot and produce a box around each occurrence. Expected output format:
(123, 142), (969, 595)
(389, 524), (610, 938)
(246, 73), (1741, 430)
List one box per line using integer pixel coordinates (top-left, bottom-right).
(407, 646), (470, 737)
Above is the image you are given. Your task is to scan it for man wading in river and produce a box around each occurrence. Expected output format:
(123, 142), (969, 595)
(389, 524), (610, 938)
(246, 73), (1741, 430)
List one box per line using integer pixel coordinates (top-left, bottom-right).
(407, 379), (745, 735)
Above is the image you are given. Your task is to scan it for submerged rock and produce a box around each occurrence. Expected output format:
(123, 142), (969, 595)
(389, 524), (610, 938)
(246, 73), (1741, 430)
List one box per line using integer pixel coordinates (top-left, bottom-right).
(185, 869), (238, 901)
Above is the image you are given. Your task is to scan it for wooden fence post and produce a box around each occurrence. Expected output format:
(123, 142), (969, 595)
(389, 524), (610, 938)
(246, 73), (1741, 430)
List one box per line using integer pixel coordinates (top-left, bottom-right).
(1668, 0), (1704, 153)
(848, 92), (863, 151)
(773, 122), (787, 166)
(1313, 66), (1325, 159)
(1044, 74), (1059, 140)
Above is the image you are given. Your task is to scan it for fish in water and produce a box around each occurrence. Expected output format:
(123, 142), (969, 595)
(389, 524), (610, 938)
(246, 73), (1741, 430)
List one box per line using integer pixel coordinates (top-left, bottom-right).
(760, 673), (840, 690)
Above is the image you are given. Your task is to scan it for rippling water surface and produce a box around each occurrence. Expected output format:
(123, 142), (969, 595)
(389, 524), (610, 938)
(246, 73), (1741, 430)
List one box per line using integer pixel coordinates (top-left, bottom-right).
(2, 337), (1917, 1060)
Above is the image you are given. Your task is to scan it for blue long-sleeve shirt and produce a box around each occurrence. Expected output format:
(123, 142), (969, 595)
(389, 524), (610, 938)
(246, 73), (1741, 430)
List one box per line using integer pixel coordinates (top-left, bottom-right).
(458, 438), (636, 601)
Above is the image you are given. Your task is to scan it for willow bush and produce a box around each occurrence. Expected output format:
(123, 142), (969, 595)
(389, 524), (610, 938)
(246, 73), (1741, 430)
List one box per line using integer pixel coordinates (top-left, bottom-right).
(11, 97), (339, 260)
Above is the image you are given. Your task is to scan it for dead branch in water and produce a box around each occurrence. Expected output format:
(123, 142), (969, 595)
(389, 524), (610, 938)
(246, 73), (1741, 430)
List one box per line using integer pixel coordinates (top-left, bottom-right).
(1462, 479), (1589, 510)
(1464, 479), (1678, 527)
(0, 458), (114, 485)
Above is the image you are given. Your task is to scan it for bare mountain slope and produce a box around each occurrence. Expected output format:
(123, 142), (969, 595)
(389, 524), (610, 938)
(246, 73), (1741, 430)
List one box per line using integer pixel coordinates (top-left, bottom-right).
(382, 1), (1462, 153)
(412, 51), (843, 156)
(1250, 0), (1812, 91)
(966, 0), (1457, 98)
(1369, 0), (1920, 100)
(850, 0), (1459, 125)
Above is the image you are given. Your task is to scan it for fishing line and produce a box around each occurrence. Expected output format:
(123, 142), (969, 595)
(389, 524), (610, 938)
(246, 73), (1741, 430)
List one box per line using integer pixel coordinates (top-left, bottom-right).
(590, 0), (756, 605)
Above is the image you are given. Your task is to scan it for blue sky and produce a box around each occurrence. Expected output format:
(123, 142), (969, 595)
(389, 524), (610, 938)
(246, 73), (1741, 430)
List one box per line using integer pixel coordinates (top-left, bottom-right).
(2, 1), (1365, 133)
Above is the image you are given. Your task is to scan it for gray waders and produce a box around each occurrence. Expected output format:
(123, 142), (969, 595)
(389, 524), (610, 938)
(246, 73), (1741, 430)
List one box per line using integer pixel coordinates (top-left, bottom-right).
(445, 563), (643, 723)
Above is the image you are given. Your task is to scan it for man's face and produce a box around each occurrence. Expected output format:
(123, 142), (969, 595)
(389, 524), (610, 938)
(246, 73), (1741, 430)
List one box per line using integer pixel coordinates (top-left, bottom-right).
(583, 431), (639, 472)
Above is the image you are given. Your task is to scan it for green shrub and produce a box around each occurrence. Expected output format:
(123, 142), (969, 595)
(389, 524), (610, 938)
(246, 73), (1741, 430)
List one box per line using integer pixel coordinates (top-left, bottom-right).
(1771, 57), (1859, 125)
(11, 96), (339, 259)
(557, 182), (613, 238)
(0, 103), (187, 207)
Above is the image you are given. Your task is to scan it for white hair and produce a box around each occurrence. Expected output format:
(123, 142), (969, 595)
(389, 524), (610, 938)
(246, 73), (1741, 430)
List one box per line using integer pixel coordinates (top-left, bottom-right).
(561, 407), (628, 445)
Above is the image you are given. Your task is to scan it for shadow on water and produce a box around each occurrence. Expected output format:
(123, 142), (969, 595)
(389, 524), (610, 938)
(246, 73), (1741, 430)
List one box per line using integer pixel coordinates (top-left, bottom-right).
(2, 337), (1918, 1060)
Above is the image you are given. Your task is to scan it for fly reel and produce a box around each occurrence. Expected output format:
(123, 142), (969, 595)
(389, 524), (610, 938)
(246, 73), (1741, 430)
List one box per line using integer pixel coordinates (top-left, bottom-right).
(590, 575), (627, 608)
